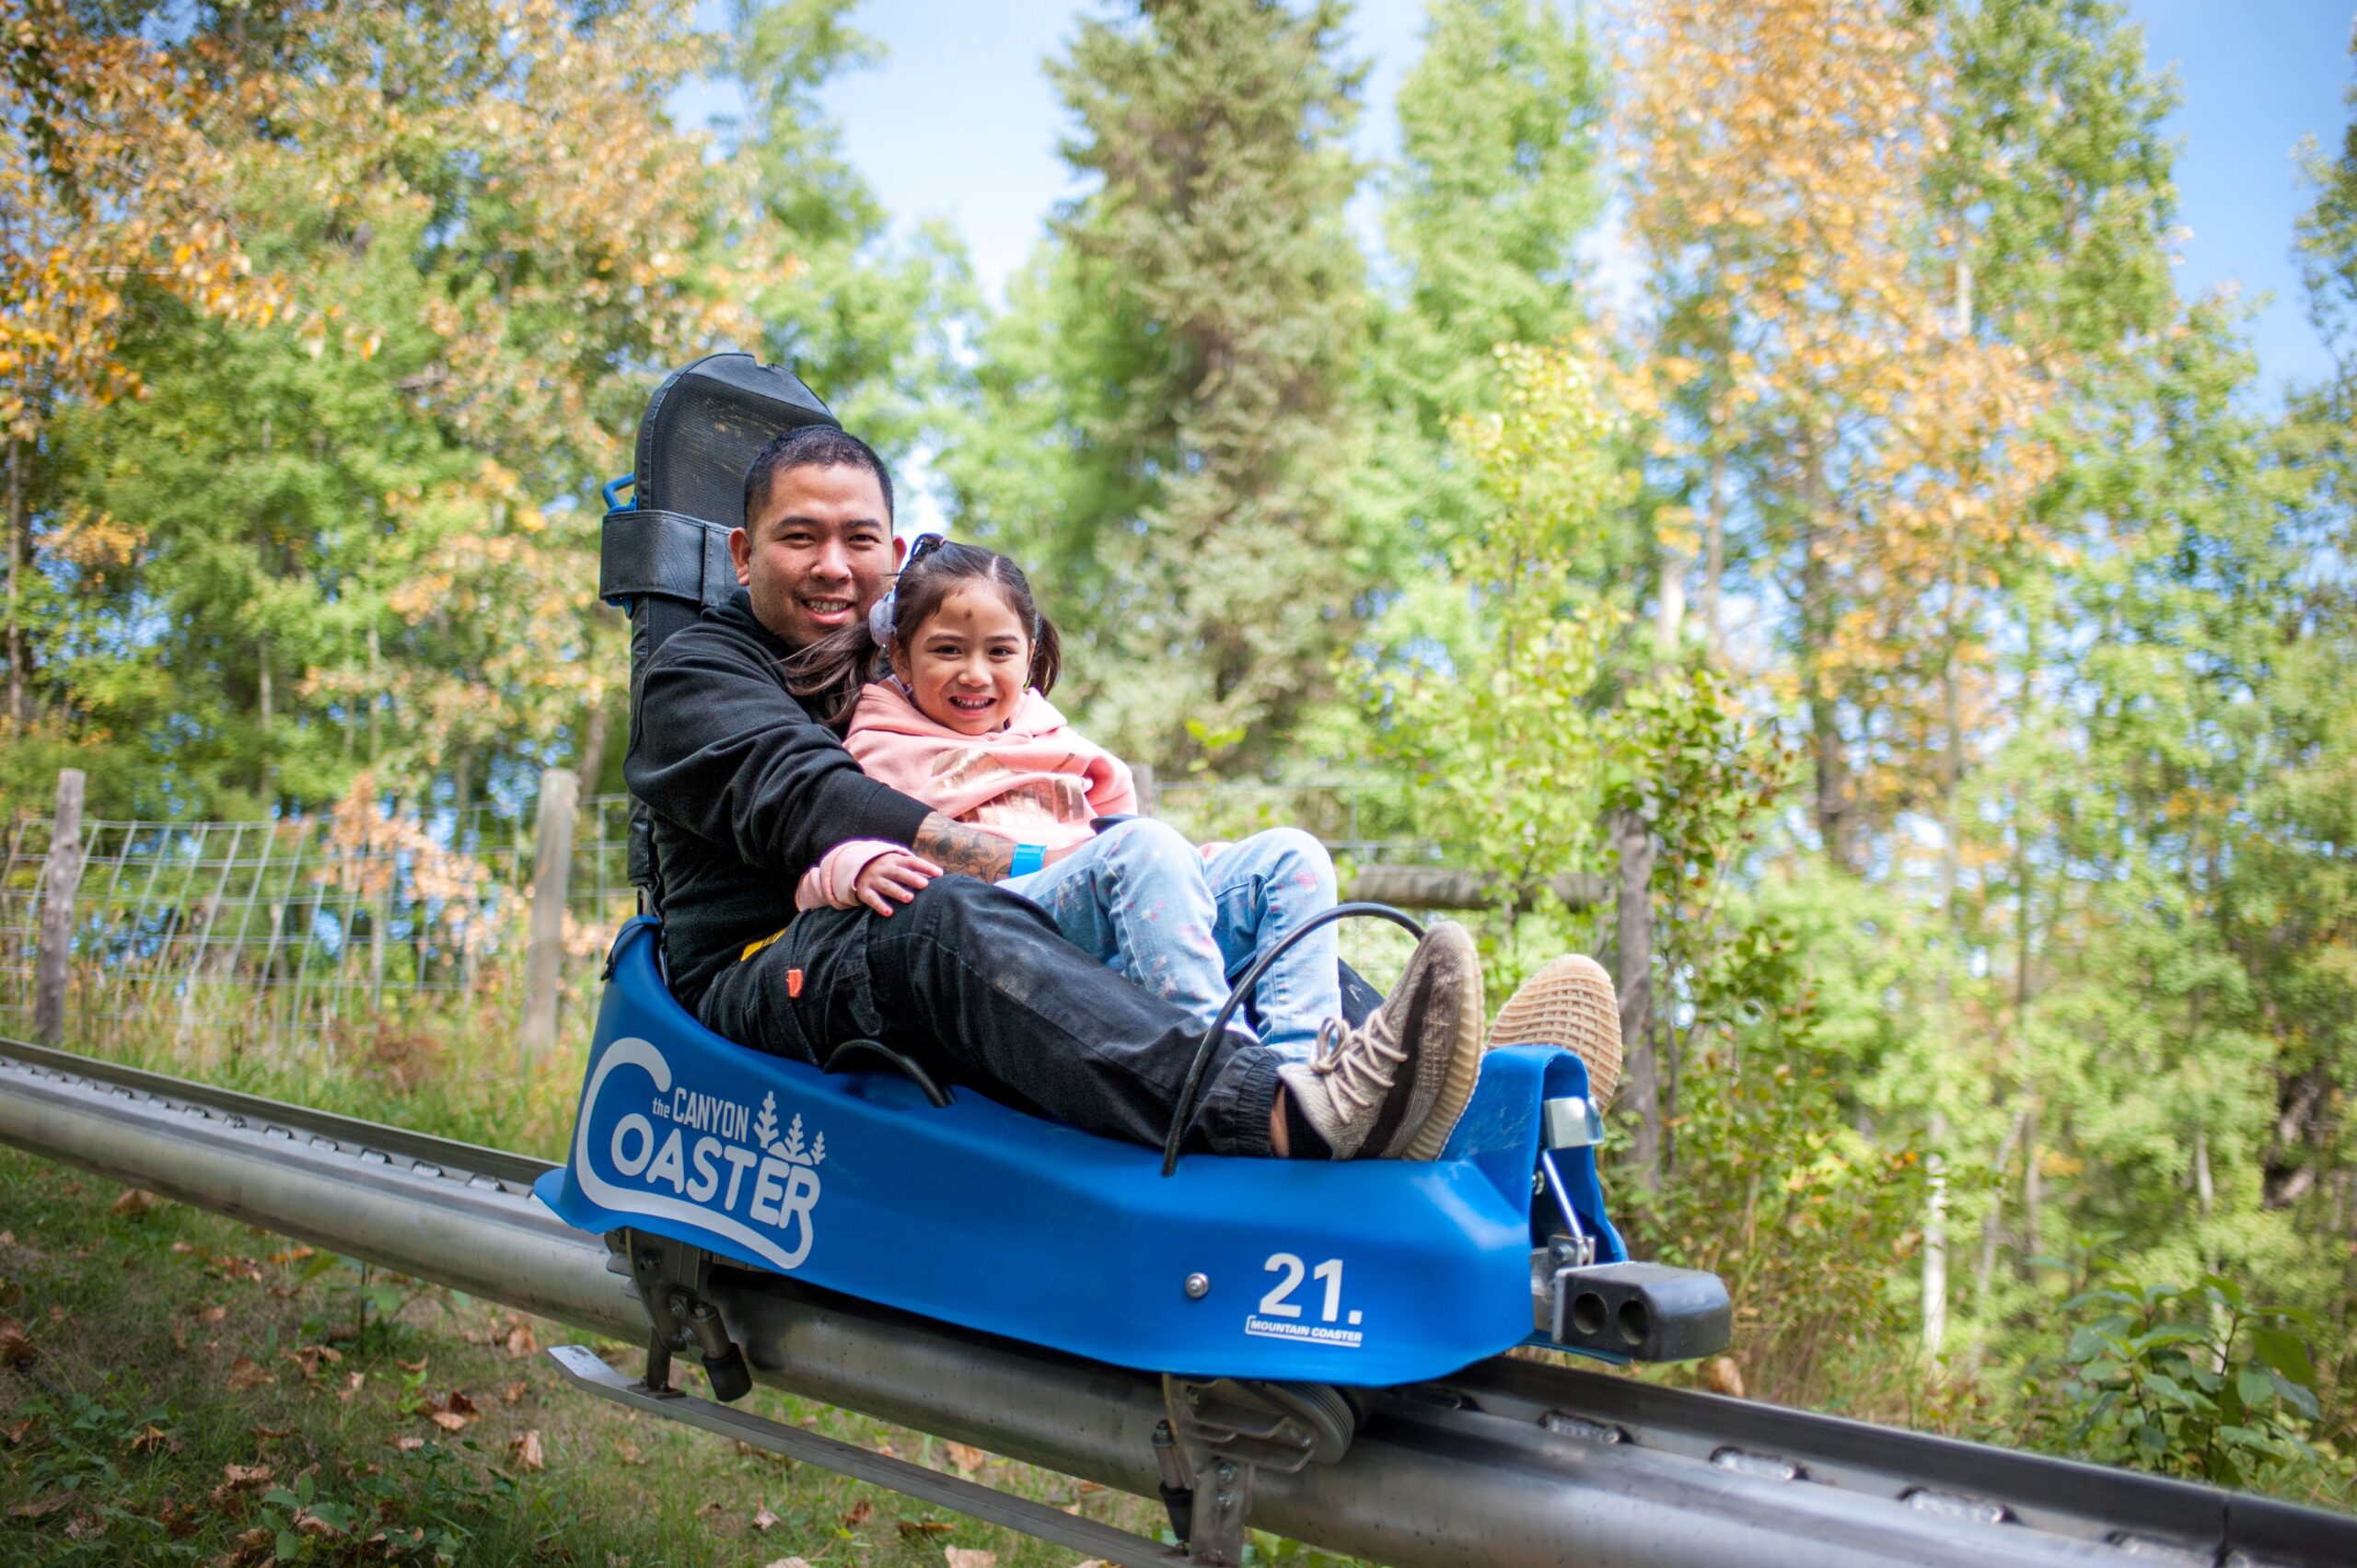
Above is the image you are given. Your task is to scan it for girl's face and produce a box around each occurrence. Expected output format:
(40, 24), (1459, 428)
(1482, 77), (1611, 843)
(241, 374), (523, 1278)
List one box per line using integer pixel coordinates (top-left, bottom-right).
(894, 584), (1032, 737)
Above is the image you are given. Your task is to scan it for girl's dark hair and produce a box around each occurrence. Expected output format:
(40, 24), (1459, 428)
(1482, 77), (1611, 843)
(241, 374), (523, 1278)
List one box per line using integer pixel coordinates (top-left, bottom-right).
(784, 535), (1062, 732)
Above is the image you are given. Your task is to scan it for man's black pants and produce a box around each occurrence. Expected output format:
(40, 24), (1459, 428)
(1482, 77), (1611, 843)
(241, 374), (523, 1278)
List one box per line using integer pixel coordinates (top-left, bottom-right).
(695, 875), (1283, 1156)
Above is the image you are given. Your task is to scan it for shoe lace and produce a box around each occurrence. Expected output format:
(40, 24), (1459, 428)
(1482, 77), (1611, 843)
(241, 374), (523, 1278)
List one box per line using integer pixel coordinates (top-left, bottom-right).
(1309, 1012), (1408, 1120)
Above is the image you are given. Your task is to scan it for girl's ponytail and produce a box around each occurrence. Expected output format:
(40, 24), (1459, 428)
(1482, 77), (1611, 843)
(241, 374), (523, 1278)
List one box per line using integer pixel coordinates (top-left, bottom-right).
(1028, 608), (1062, 697)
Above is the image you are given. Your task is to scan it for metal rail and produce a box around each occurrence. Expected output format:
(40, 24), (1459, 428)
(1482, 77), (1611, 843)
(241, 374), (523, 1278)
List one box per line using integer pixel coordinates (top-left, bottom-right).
(3, 1037), (2352, 1567)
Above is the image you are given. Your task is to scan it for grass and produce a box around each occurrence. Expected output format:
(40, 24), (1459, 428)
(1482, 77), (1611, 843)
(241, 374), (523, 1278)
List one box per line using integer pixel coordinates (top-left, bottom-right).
(0, 1145), (1337, 1567)
(3, 985), (1370, 1567)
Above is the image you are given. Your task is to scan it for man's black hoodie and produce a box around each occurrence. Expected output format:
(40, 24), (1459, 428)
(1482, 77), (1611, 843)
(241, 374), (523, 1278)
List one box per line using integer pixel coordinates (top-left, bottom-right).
(624, 587), (932, 1011)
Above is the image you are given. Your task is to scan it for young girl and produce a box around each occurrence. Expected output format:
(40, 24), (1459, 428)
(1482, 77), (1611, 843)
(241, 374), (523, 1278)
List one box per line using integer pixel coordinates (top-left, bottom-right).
(786, 534), (1346, 1059)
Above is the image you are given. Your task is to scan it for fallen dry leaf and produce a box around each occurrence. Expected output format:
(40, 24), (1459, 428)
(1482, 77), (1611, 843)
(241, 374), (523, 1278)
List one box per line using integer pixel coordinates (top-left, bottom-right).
(110, 1188), (159, 1218)
(505, 1319), (538, 1358)
(751, 1500), (781, 1532)
(693, 1499), (726, 1519)
(0, 1231), (13, 1246)
(269, 1247), (316, 1265)
(152, 1495), (200, 1539)
(444, 1389), (478, 1415)
(224, 1525), (273, 1566)
(943, 1441), (985, 1474)
(168, 1239), (194, 1254)
(501, 1379), (529, 1405)
(224, 1358), (274, 1392)
(842, 1499), (874, 1528)
(761, 1559), (816, 1568)
(291, 1506), (343, 1539)
(898, 1519), (953, 1540)
(614, 1439), (644, 1466)
(0, 1315), (33, 1365)
(391, 1436), (426, 1453)
(192, 1305), (227, 1324)
(2, 1417), (31, 1444)
(221, 1463), (273, 1487)
(1706, 1355), (1747, 1400)
(509, 1429), (545, 1471)
(60, 1180), (80, 1196)
(340, 1371), (366, 1403)
(736, 1437), (787, 1466)
(426, 1410), (470, 1433)
(1074, 1481), (1104, 1495)
(944, 1551), (997, 1568)
(284, 1343), (343, 1377)
(250, 1425), (295, 1442)
(397, 1356), (428, 1374)
(7, 1492), (73, 1519)
(132, 1423), (179, 1454)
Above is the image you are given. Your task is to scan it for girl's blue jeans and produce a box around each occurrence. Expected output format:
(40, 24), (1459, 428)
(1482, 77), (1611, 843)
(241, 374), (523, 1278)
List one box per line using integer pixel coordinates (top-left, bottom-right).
(1001, 819), (1342, 1057)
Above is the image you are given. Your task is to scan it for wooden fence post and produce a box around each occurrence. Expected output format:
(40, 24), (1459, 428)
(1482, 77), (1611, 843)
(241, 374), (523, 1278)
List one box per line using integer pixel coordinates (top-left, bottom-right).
(34, 768), (86, 1046)
(520, 767), (578, 1064)
(1132, 761), (1157, 819)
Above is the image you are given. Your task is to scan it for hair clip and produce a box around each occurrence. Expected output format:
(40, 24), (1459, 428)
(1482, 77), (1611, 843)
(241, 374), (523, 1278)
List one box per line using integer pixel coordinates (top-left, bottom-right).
(867, 591), (897, 644)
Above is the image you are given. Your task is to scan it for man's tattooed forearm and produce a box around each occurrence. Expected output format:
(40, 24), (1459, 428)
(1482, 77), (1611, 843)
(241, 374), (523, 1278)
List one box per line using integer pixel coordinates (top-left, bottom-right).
(913, 814), (1015, 880)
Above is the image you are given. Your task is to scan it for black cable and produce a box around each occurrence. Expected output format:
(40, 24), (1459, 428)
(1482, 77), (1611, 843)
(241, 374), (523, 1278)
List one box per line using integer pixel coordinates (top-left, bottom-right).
(1158, 901), (1427, 1176)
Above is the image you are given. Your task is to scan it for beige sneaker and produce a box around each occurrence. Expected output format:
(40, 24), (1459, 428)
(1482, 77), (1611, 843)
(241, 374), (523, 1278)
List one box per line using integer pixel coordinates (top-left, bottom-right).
(1277, 922), (1485, 1160)
(1486, 954), (1622, 1110)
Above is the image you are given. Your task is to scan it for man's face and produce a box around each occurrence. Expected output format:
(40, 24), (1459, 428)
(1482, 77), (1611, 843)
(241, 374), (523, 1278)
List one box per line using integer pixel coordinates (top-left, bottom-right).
(731, 462), (905, 648)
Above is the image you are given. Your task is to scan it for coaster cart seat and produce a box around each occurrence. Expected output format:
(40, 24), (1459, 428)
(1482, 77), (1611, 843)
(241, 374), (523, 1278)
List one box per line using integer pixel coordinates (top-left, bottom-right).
(533, 352), (1733, 1562)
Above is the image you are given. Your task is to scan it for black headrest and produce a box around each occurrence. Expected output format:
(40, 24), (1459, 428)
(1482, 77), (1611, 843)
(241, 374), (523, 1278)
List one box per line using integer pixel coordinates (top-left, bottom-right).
(633, 353), (837, 532)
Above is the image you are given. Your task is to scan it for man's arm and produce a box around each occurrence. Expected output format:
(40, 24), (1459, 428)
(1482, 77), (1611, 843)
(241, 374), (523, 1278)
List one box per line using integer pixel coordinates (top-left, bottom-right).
(628, 633), (933, 879)
(914, 814), (1015, 880)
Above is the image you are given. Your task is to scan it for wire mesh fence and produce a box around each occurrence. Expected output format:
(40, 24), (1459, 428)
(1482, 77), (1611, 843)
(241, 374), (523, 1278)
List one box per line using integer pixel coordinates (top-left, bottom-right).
(0, 791), (643, 1053)
(0, 777), (1430, 1054)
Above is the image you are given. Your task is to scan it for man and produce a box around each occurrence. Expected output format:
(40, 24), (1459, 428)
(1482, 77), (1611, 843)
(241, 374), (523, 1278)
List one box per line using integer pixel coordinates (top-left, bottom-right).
(624, 424), (1487, 1161)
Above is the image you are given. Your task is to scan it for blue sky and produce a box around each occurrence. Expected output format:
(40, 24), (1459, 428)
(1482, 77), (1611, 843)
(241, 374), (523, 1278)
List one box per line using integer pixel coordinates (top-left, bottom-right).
(785, 0), (2356, 398)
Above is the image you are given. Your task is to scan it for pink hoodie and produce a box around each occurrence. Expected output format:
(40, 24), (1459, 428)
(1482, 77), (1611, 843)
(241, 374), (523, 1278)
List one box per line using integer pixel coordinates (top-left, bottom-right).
(795, 681), (1137, 910)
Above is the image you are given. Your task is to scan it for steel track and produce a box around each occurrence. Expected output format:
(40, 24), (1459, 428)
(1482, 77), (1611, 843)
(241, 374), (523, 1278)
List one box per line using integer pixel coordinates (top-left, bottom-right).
(3, 1036), (2351, 1566)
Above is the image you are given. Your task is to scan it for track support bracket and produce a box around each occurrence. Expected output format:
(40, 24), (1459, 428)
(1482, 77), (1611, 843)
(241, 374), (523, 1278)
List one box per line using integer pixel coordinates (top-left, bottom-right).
(612, 1229), (753, 1401)
(1156, 1375), (1358, 1564)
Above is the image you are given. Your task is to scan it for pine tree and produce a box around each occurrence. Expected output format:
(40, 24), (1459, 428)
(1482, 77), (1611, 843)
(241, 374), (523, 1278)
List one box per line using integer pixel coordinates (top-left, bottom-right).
(945, 0), (1369, 768)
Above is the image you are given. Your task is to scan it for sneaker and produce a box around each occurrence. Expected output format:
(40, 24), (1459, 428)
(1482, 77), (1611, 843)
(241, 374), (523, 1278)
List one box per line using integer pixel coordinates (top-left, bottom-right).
(1487, 954), (1622, 1110)
(1277, 922), (1484, 1160)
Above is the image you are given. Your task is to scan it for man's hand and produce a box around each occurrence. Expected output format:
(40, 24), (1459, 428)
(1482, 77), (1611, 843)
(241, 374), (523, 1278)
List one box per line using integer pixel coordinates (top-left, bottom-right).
(912, 814), (1016, 880)
(853, 849), (941, 916)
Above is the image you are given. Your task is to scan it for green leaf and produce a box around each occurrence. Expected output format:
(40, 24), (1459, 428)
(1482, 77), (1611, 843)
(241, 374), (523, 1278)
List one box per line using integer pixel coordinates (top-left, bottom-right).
(2235, 1367), (2276, 1411)
(2269, 1373), (2321, 1422)
(2248, 1327), (2317, 1389)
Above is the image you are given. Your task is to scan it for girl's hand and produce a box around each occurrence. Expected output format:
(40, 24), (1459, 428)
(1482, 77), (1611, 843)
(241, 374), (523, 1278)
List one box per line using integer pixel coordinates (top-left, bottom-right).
(853, 850), (941, 916)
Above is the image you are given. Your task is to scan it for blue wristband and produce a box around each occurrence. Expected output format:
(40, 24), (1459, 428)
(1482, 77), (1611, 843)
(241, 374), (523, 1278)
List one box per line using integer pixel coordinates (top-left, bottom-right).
(1009, 842), (1046, 877)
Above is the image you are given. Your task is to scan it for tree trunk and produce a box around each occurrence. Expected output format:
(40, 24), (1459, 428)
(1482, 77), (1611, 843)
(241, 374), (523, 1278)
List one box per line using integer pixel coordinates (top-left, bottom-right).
(1924, 1107), (1949, 1358)
(6, 435), (26, 727)
(1703, 446), (1725, 659)
(577, 696), (613, 796)
(2022, 1100), (2041, 1275)
(1796, 437), (1851, 870)
(1614, 805), (1661, 1194)
(366, 626), (383, 763)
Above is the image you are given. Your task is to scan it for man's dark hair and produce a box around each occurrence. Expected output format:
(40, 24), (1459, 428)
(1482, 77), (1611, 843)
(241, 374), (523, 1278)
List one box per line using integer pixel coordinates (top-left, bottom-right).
(742, 424), (895, 530)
